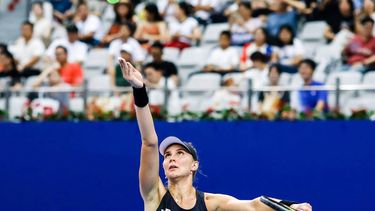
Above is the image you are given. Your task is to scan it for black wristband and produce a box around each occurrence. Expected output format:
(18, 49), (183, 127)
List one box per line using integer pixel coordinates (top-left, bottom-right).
(132, 84), (149, 108)
(280, 200), (299, 207)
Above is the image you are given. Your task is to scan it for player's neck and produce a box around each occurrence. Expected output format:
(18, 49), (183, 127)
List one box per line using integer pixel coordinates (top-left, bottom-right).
(168, 178), (195, 200)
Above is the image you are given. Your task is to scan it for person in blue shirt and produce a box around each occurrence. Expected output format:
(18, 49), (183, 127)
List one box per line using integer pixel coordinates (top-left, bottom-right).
(298, 59), (328, 112)
(266, 1), (298, 40)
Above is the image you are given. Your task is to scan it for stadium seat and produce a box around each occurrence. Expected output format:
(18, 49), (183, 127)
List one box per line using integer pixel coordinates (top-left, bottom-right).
(299, 21), (327, 42)
(326, 71), (362, 85)
(201, 23), (229, 45)
(326, 71), (362, 109)
(163, 47), (180, 62)
(84, 48), (109, 70)
(180, 73), (222, 111)
(87, 74), (112, 96)
(9, 96), (28, 120)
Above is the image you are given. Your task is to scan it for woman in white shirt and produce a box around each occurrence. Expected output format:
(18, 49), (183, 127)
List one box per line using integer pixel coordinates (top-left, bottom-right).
(273, 24), (304, 74)
(230, 1), (263, 46)
(165, 2), (201, 50)
(30, 2), (52, 45)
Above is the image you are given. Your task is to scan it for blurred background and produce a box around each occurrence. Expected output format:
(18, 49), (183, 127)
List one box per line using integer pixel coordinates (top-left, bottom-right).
(0, 0), (374, 210)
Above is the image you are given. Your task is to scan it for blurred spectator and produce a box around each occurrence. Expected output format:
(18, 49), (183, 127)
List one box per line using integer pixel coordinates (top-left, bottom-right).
(244, 51), (269, 88)
(165, 2), (201, 50)
(323, 0), (355, 42)
(50, 0), (74, 23)
(203, 31), (239, 73)
(109, 44), (132, 88)
(144, 63), (177, 89)
(0, 43), (7, 54)
(240, 27), (276, 71)
(0, 50), (21, 87)
(273, 24), (304, 73)
(10, 21), (45, 77)
(31, 66), (70, 113)
(29, 1), (53, 23)
(298, 59), (328, 113)
(29, 1), (52, 45)
(74, 2), (101, 46)
(157, 0), (178, 23)
(266, 0), (298, 40)
(101, 1), (135, 46)
(224, 0), (241, 18)
(143, 63), (177, 106)
(134, 3), (168, 48)
(187, 0), (220, 25)
(45, 24), (88, 65)
(203, 77), (242, 111)
(258, 64), (290, 119)
(344, 16), (375, 71)
(107, 23), (145, 74)
(229, 1), (264, 46)
(53, 46), (83, 87)
(357, 0), (375, 35)
(146, 42), (178, 84)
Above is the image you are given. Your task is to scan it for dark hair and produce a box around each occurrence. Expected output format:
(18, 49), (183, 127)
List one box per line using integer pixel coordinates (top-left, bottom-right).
(22, 21), (34, 29)
(250, 51), (269, 63)
(151, 41), (164, 50)
(55, 45), (68, 54)
(277, 24), (294, 46)
(300, 59), (317, 71)
(144, 3), (163, 22)
(32, 1), (43, 9)
(268, 63), (282, 75)
(255, 27), (269, 43)
(123, 21), (136, 36)
(77, 2), (88, 9)
(114, 2), (134, 24)
(66, 24), (78, 33)
(2, 50), (17, 72)
(360, 16), (375, 25)
(339, 0), (355, 17)
(178, 2), (194, 17)
(0, 43), (8, 53)
(239, 1), (252, 10)
(220, 30), (231, 39)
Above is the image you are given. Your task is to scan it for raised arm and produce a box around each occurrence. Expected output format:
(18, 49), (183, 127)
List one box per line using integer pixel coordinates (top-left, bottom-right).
(118, 58), (161, 201)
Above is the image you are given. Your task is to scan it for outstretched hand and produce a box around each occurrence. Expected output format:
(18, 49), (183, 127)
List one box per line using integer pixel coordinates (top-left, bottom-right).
(291, 202), (312, 211)
(118, 57), (144, 88)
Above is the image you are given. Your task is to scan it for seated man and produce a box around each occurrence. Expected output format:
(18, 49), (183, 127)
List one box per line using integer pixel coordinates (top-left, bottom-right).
(31, 65), (71, 114)
(74, 2), (101, 46)
(146, 42), (179, 85)
(54, 46), (83, 87)
(143, 63), (177, 106)
(298, 59), (328, 113)
(44, 24), (88, 65)
(10, 21), (45, 77)
(203, 31), (239, 74)
(344, 16), (375, 71)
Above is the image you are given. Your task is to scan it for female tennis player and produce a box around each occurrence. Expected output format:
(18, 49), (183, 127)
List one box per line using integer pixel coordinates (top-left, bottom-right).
(119, 58), (312, 211)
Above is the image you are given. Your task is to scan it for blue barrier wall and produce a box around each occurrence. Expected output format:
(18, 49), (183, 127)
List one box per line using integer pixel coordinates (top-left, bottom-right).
(0, 121), (374, 211)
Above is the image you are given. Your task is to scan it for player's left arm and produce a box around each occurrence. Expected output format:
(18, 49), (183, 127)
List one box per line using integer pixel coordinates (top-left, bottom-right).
(210, 194), (312, 211)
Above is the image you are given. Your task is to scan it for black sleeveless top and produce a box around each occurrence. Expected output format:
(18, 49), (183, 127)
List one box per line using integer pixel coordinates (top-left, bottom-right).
(156, 190), (208, 211)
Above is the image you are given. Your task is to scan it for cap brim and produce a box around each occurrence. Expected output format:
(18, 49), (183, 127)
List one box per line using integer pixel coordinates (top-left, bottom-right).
(159, 136), (189, 156)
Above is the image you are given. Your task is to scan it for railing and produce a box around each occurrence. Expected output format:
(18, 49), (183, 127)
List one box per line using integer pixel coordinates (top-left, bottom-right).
(1, 78), (375, 120)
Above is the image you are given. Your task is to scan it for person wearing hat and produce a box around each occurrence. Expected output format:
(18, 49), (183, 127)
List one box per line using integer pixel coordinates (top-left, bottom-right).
(118, 58), (312, 211)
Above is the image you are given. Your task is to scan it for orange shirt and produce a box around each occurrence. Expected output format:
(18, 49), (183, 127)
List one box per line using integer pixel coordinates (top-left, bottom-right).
(59, 63), (83, 86)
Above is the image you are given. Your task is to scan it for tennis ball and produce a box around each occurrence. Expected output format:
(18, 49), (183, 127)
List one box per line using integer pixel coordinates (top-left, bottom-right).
(107, 0), (120, 4)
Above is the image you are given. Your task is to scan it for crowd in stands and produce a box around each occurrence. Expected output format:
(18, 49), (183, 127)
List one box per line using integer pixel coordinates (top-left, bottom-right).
(0, 0), (374, 119)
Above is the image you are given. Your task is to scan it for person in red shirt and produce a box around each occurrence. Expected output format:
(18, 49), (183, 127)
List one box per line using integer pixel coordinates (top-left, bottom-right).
(55, 45), (83, 86)
(345, 16), (375, 71)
